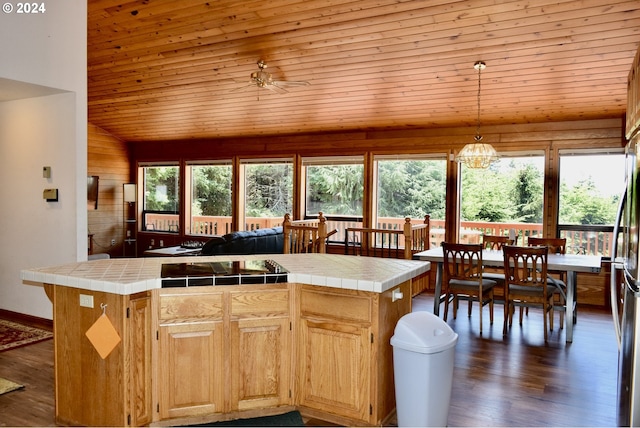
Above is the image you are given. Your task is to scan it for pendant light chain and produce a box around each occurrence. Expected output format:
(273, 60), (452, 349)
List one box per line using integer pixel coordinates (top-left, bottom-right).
(475, 61), (485, 142)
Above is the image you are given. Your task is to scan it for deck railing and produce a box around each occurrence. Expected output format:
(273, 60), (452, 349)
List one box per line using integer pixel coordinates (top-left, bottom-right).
(142, 214), (614, 257)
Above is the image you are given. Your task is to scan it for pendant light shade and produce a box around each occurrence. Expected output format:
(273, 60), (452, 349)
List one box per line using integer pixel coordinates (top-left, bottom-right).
(456, 61), (499, 169)
(456, 138), (499, 169)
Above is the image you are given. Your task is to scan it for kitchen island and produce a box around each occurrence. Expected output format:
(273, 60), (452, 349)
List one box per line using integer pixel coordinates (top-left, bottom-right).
(21, 254), (429, 427)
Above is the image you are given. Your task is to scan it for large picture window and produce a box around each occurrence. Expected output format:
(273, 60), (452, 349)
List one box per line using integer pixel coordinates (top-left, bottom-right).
(460, 154), (545, 244)
(303, 156), (364, 233)
(241, 158), (293, 231)
(558, 151), (624, 255)
(375, 155), (446, 247)
(141, 164), (180, 232)
(187, 162), (232, 236)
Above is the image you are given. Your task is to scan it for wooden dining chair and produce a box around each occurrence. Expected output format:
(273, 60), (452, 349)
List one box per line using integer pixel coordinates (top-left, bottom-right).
(502, 244), (558, 342)
(480, 235), (516, 299)
(527, 236), (567, 328)
(442, 242), (497, 334)
(482, 234), (515, 250)
(283, 212), (328, 253)
(344, 216), (430, 259)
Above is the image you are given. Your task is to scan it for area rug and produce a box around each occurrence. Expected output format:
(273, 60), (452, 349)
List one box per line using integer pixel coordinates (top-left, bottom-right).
(0, 377), (24, 395)
(189, 410), (304, 427)
(0, 319), (53, 352)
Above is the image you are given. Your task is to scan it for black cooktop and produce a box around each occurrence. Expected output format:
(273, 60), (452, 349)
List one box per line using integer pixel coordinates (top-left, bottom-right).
(161, 259), (288, 287)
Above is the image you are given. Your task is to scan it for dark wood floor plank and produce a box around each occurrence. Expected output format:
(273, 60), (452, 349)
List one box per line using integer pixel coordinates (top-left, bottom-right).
(0, 294), (618, 426)
(0, 339), (54, 426)
(412, 294), (618, 427)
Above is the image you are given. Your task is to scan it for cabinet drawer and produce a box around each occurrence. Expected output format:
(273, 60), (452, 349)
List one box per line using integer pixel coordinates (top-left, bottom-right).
(230, 289), (289, 319)
(159, 291), (223, 321)
(299, 286), (372, 323)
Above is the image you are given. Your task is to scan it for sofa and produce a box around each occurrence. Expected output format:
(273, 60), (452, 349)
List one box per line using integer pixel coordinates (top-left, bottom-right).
(200, 226), (284, 256)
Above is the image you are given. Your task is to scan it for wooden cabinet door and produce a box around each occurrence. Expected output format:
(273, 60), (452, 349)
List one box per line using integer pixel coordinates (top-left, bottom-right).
(158, 321), (224, 419)
(128, 294), (152, 426)
(230, 317), (291, 411)
(298, 318), (372, 422)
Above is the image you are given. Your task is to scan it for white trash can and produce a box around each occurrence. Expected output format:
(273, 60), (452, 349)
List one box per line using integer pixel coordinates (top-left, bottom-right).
(390, 311), (458, 427)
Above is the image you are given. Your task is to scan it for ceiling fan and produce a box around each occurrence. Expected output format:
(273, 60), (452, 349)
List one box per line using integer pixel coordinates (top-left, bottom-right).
(234, 60), (310, 94)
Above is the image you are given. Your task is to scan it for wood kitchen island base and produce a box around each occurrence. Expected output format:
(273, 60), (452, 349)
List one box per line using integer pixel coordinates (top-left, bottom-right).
(25, 254), (427, 427)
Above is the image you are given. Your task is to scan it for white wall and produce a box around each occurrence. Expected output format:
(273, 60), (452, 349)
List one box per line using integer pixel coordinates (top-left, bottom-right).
(0, 2), (87, 319)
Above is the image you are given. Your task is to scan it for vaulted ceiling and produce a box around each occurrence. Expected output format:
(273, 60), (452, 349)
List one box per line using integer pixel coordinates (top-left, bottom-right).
(87, 0), (640, 143)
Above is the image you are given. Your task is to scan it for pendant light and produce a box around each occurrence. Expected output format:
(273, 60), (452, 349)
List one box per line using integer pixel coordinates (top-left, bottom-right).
(456, 61), (499, 169)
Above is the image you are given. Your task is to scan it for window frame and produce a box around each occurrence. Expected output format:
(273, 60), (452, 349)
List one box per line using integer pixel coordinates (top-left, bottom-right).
(139, 162), (181, 233)
(373, 153), (447, 247)
(458, 150), (545, 244)
(557, 149), (625, 256)
(301, 155), (365, 240)
(239, 157), (295, 231)
(185, 160), (233, 236)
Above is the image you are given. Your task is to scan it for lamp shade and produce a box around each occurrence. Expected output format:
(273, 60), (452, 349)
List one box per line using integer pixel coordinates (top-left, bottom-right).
(456, 142), (499, 169)
(123, 183), (136, 203)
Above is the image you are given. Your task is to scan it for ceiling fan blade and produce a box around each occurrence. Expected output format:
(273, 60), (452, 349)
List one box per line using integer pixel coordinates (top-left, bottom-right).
(265, 83), (288, 94)
(272, 80), (310, 87)
(232, 60), (310, 94)
(230, 83), (254, 93)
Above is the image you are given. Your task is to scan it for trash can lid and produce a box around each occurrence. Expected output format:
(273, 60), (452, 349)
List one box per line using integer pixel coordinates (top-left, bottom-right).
(390, 311), (458, 354)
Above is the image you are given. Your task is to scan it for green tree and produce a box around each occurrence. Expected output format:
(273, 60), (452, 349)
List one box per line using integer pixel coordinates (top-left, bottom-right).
(245, 164), (293, 217)
(461, 166), (515, 222)
(306, 165), (364, 215)
(377, 160), (446, 219)
(559, 178), (619, 224)
(144, 166), (179, 211)
(511, 163), (544, 223)
(192, 165), (232, 216)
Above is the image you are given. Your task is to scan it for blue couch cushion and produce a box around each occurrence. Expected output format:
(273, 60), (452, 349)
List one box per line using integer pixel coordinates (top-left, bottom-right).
(200, 236), (226, 255)
(201, 226), (283, 255)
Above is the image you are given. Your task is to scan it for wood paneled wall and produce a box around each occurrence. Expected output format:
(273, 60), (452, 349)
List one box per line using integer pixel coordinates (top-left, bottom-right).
(87, 123), (131, 257)
(130, 118), (625, 160)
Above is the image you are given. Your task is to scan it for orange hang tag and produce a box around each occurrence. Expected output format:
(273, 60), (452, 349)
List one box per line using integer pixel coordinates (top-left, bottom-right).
(85, 313), (121, 359)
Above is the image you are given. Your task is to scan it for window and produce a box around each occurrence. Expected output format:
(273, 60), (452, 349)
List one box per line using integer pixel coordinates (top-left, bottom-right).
(558, 151), (624, 256)
(460, 154), (545, 244)
(375, 155), (446, 247)
(141, 164), (180, 233)
(187, 162), (232, 236)
(303, 156), (364, 233)
(241, 158), (293, 230)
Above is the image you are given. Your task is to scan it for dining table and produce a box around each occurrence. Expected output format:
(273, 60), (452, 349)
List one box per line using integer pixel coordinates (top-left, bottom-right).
(413, 247), (603, 343)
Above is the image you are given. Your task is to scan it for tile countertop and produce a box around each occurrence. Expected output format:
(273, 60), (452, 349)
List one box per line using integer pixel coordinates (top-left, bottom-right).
(21, 253), (430, 296)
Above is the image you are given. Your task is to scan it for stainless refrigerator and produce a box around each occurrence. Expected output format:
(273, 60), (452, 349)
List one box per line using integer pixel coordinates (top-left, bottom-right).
(612, 129), (640, 426)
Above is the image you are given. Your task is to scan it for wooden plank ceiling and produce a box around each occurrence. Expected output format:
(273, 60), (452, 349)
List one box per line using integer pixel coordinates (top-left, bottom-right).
(88, 0), (640, 142)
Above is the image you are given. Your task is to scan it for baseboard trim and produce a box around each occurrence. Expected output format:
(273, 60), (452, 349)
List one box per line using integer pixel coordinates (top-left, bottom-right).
(0, 309), (52, 332)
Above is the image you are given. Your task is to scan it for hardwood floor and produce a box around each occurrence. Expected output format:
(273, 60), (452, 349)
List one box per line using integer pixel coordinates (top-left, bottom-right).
(0, 294), (618, 426)
(0, 338), (54, 426)
(412, 294), (618, 427)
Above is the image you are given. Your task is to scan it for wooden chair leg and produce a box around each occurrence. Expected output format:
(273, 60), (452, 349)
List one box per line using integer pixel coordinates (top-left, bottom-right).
(489, 294), (494, 325)
(519, 305), (524, 325)
(443, 293), (450, 322)
(503, 302), (509, 336)
(543, 303), (548, 342)
(509, 304), (514, 327)
(452, 295), (458, 319)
